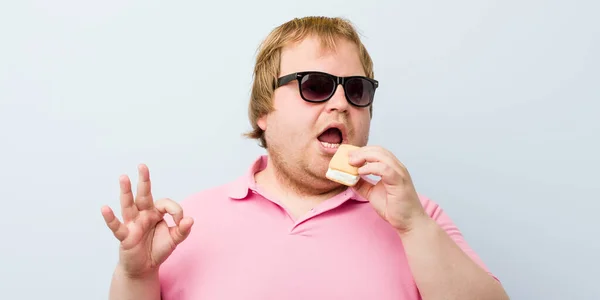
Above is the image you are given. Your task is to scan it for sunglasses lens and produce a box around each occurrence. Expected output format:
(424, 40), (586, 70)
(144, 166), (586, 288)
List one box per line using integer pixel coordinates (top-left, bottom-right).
(346, 78), (374, 106)
(300, 73), (335, 101)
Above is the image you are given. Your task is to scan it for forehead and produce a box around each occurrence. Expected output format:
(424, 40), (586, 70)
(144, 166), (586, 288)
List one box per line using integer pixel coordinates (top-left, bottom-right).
(279, 36), (365, 77)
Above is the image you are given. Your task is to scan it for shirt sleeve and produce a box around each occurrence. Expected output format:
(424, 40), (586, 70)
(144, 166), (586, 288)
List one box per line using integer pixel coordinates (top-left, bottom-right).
(419, 194), (500, 282)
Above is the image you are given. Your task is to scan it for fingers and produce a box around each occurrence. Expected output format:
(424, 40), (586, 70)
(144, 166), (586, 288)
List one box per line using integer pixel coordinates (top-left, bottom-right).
(349, 146), (407, 175)
(154, 198), (184, 225)
(352, 176), (375, 197)
(357, 162), (404, 185)
(169, 216), (194, 245)
(349, 146), (401, 167)
(101, 206), (129, 241)
(135, 164), (155, 211)
(155, 198), (192, 245)
(119, 175), (138, 222)
(349, 146), (412, 185)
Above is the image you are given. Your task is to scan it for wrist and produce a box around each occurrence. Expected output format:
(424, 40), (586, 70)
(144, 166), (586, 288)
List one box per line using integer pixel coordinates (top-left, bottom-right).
(110, 264), (161, 300)
(396, 214), (436, 239)
(115, 263), (159, 281)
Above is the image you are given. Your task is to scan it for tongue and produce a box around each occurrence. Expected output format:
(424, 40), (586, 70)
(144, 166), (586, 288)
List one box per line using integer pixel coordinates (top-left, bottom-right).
(318, 128), (342, 144)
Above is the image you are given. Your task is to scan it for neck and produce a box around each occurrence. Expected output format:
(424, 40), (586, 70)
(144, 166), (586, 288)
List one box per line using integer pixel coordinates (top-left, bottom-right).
(255, 155), (346, 208)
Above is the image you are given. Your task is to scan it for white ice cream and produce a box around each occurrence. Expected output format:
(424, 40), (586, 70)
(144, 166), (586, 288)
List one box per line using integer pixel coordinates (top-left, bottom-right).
(326, 168), (359, 186)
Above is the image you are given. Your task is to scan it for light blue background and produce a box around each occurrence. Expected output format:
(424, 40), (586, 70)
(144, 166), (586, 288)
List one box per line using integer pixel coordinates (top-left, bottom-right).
(1, 0), (598, 299)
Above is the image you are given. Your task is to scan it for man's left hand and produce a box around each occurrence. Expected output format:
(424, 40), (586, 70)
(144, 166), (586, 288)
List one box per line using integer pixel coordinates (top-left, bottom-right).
(348, 146), (428, 234)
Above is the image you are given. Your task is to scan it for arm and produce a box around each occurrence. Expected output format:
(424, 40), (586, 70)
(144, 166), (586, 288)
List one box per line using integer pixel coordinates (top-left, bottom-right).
(399, 215), (509, 300)
(109, 266), (161, 300)
(348, 146), (509, 300)
(101, 165), (193, 300)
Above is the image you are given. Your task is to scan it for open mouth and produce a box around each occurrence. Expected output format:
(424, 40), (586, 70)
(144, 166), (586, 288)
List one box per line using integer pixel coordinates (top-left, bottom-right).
(317, 127), (343, 149)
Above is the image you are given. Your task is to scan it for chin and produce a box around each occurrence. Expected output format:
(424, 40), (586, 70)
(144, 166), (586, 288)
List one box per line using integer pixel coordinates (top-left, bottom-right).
(306, 156), (331, 178)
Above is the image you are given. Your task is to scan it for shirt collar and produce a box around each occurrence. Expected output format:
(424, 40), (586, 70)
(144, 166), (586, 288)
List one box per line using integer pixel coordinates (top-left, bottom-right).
(227, 155), (267, 199)
(227, 155), (368, 203)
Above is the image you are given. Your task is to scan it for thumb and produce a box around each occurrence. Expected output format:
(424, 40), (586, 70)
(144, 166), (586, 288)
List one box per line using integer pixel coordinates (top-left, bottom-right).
(353, 176), (375, 198)
(169, 216), (194, 245)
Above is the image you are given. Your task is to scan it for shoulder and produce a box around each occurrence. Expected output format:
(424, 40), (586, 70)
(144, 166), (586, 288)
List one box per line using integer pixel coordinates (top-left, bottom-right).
(179, 177), (244, 210)
(161, 176), (247, 227)
(417, 193), (498, 280)
(416, 193), (461, 234)
(417, 193), (446, 219)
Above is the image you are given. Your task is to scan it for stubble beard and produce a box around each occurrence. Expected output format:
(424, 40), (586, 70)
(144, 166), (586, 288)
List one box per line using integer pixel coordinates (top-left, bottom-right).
(267, 143), (342, 197)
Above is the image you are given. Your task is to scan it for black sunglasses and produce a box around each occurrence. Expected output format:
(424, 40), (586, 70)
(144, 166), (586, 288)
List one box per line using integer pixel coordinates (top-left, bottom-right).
(276, 71), (379, 107)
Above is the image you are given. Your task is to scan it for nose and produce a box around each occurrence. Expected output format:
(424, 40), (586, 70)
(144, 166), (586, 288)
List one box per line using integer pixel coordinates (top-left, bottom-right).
(325, 84), (349, 113)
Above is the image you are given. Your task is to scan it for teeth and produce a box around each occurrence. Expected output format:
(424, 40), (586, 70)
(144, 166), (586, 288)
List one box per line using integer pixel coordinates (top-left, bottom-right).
(320, 141), (341, 149)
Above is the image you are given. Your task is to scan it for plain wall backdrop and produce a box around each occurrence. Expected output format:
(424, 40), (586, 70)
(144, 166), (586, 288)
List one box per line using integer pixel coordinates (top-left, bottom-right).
(1, 0), (598, 299)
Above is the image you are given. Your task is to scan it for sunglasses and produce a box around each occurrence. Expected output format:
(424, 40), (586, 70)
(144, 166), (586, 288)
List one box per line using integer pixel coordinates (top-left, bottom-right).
(276, 71), (379, 107)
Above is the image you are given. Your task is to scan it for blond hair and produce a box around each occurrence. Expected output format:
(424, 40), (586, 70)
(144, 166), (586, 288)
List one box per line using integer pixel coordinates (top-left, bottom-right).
(244, 16), (375, 148)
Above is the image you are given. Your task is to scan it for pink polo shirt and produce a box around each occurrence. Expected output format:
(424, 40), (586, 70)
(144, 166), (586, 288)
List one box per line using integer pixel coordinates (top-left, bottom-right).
(159, 155), (495, 299)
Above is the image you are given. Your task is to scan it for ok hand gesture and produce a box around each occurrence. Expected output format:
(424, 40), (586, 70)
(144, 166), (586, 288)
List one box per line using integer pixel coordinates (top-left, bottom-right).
(101, 164), (194, 278)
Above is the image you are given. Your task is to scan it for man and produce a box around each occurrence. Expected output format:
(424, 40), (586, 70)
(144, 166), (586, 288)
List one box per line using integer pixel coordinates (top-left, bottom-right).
(101, 16), (509, 300)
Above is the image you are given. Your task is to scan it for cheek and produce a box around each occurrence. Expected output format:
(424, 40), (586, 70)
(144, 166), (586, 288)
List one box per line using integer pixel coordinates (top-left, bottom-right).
(284, 111), (316, 140)
(352, 111), (372, 140)
(273, 96), (319, 133)
(266, 107), (312, 143)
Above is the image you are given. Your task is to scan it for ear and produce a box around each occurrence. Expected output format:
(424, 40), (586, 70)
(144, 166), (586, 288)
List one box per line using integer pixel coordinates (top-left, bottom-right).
(257, 115), (267, 131)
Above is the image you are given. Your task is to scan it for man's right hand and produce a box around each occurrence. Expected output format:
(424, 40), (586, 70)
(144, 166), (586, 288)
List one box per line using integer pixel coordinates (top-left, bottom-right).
(101, 164), (194, 278)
